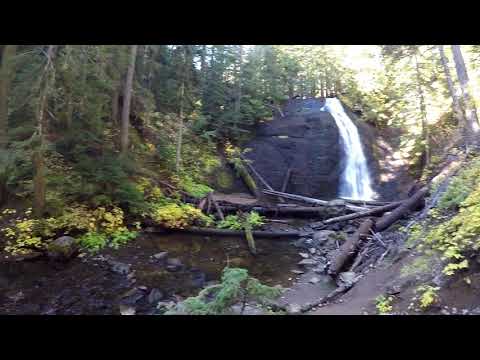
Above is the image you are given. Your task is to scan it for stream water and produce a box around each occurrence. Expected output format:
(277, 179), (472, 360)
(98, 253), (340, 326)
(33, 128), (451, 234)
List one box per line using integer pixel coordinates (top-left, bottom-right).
(0, 233), (300, 315)
(321, 98), (375, 201)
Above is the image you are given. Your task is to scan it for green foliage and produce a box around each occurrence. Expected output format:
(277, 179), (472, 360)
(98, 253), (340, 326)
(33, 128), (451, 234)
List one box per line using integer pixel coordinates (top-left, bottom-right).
(1, 204), (137, 254)
(375, 295), (394, 314)
(415, 285), (440, 310)
(166, 267), (283, 315)
(437, 157), (480, 210)
(217, 211), (265, 230)
(178, 175), (213, 199)
(150, 202), (214, 229)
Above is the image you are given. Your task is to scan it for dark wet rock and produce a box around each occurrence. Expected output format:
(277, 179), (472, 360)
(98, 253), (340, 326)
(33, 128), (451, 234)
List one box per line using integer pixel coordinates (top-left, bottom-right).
(298, 259), (317, 267)
(47, 236), (79, 261)
(190, 270), (206, 288)
(153, 252), (168, 260)
(147, 288), (164, 304)
(165, 258), (183, 272)
(120, 288), (144, 305)
(108, 260), (131, 275)
(293, 238), (311, 250)
(313, 230), (336, 245)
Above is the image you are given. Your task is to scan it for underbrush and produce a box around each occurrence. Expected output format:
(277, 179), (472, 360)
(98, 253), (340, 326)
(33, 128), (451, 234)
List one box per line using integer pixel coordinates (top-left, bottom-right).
(404, 154), (480, 277)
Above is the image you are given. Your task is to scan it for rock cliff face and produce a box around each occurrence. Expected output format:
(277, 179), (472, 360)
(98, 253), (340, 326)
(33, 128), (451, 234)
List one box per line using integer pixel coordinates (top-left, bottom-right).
(216, 98), (413, 201)
(243, 98), (343, 199)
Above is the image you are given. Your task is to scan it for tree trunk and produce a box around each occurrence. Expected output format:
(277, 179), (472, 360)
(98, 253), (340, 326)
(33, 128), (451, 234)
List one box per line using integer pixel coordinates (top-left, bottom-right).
(120, 45), (137, 154)
(414, 52), (430, 167)
(0, 45), (17, 149)
(234, 45), (243, 118)
(175, 46), (187, 173)
(451, 45), (480, 148)
(438, 46), (466, 133)
(33, 45), (57, 218)
(136, 45), (145, 86)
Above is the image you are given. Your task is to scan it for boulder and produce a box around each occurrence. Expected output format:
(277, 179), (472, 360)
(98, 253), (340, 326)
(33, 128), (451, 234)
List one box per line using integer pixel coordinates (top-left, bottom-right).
(312, 230), (336, 245)
(46, 236), (79, 261)
(147, 288), (164, 304)
(298, 259), (317, 267)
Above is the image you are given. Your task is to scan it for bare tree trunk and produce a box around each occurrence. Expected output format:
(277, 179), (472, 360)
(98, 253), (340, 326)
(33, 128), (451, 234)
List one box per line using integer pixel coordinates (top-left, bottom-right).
(175, 46), (187, 173)
(234, 45), (243, 117)
(414, 52), (430, 167)
(33, 45), (57, 218)
(438, 45), (465, 130)
(200, 45), (207, 97)
(451, 45), (480, 148)
(120, 45), (137, 154)
(136, 45), (145, 86)
(0, 45), (17, 149)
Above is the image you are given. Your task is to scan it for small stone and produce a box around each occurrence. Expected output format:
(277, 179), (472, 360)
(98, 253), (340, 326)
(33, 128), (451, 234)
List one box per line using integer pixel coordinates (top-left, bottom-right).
(109, 261), (131, 275)
(291, 270), (304, 275)
(298, 259), (317, 267)
(286, 303), (302, 314)
(440, 309), (450, 315)
(299, 252), (309, 259)
(138, 286), (147, 291)
(309, 276), (320, 284)
(153, 252), (168, 260)
(309, 248), (316, 254)
(119, 305), (136, 315)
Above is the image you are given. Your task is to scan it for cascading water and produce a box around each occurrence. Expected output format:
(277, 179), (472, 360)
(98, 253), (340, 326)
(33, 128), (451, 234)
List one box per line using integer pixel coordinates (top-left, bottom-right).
(321, 98), (375, 200)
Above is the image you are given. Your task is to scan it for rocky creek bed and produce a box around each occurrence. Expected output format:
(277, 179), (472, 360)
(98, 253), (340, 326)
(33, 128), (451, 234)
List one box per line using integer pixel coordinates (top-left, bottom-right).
(0, 229), (323, 315)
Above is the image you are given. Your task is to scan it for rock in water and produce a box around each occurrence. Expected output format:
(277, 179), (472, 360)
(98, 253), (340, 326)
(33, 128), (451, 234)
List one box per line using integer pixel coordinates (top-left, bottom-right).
(313, 230), (336, 245)
(298, 259), (317, 267)
(46, 236), (79, 261)
(147, 289), (164, 304)
(108, 260), (131, 275)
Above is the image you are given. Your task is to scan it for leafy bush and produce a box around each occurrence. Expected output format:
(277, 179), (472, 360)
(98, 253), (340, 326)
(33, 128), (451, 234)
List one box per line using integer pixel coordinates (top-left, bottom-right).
(416, 285), (440, 310)
(375, 295), (394, 314)
(150, 202), (214, 229)
(178, 175), (213, 199)
(1, 204), (137, 254)
(165, 267), (283, 315)
(217, 211), (265, 230)
(437, 157), (480, 210)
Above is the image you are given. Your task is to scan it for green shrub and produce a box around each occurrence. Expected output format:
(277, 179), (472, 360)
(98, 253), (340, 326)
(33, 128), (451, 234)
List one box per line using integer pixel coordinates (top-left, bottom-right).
(165, 267), (283, 315)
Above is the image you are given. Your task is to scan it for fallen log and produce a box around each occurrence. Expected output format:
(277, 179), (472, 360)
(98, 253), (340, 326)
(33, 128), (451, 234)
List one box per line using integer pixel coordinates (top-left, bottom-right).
(231, 161), (263, 199)
(328, 218), (374, 276)
(323, 201), (403, 225)
(374, 186), (429, 232)
(219, 205), (341, 217)
(338, 198), (395, 206)
(262, 189), (369, 212)
(146, 226), (300, 238)
(240, 155), (284, 203)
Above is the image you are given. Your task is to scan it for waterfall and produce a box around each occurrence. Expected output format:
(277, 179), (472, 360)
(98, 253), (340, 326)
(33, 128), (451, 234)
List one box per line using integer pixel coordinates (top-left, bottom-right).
(320, 98), (375, 200)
